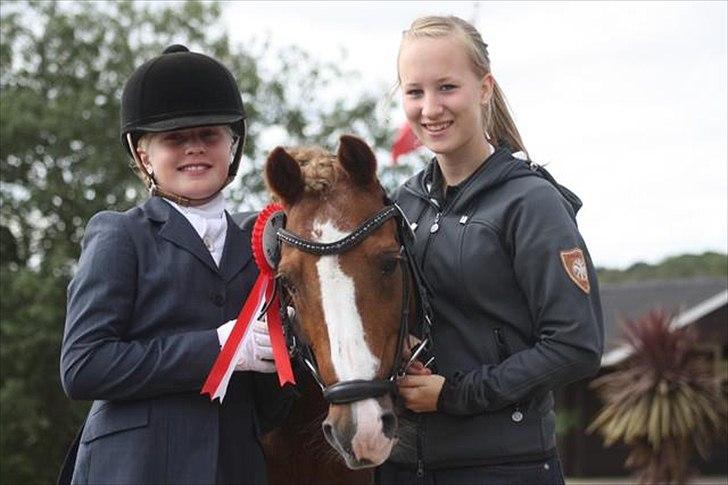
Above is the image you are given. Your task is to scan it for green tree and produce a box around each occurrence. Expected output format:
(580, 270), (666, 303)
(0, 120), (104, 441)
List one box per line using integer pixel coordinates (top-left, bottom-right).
(597, 251), (728, 284)
(0, 1), (402, 482)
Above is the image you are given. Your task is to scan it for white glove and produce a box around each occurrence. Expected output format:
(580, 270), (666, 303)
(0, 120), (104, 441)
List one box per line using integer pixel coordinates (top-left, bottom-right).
(217, 318), (276, 373)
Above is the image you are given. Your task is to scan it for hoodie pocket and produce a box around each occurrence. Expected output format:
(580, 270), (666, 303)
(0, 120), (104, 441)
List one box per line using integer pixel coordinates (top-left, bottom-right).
(493, 328), (527, 424)
(493, 328), (510, 362)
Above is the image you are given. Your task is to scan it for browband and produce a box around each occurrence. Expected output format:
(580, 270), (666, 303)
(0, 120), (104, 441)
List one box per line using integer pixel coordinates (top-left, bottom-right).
(277, 205), (398, 256)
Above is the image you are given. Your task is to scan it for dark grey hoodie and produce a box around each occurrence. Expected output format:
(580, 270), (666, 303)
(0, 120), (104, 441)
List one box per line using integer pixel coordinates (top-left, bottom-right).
(391, 147), (604, 470)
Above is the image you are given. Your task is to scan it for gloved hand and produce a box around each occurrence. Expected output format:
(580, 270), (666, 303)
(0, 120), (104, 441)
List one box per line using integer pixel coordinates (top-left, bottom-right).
(217, 318), (276, 373)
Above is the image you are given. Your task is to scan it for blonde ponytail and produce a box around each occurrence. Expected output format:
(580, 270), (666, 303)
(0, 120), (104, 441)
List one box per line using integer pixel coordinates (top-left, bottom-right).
(489, 81), (526, 155)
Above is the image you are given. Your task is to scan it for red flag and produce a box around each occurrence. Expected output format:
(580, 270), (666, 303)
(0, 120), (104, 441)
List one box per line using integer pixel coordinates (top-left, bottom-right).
(391, 122), (421, 164)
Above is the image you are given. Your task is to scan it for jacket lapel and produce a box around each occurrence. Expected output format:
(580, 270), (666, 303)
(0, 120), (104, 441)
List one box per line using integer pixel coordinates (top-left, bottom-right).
(219, 212), (254, 282)
(144, 197), (219, 275)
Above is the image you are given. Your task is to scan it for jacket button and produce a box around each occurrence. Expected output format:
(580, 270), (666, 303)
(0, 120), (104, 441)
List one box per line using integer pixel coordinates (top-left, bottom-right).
(511, 410), (524, 423)
(211, 293), (225, 307)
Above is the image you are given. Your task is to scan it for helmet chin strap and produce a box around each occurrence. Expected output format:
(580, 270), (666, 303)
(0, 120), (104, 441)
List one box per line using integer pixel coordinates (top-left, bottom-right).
(149, 180), (222, 207)
(126, 133), (236, 207)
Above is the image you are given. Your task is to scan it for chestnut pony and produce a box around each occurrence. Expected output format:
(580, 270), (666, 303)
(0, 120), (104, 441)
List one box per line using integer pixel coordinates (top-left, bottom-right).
(260, 135), (429, 483)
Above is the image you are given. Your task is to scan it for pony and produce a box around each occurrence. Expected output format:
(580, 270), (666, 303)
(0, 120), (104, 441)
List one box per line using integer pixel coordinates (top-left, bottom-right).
(259, 135), (431, 484)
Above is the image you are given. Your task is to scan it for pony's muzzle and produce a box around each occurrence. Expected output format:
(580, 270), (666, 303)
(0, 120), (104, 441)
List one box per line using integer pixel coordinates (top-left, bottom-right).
(322, 401), (398, 469)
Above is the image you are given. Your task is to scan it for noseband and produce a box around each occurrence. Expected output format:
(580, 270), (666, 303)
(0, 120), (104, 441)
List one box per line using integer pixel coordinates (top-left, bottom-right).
(276, 202), (433, 405)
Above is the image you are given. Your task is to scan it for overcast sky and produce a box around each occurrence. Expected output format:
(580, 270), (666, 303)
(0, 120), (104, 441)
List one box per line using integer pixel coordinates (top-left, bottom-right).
(224, 1), (727, 269)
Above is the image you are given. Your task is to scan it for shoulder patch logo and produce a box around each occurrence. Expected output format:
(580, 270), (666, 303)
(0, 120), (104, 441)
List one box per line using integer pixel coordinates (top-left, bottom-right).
(560, 248), (590, 294)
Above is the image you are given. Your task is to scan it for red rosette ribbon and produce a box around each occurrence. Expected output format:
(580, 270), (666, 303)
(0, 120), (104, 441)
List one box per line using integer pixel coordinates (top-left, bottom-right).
(201, 203), (295, 401)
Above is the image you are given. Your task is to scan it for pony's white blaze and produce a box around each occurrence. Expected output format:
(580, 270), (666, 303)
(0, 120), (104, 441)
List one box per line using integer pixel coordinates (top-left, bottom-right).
(313, 219), (380, 382)
(351, 399), (391, 463)
(314, 218), (391, 466)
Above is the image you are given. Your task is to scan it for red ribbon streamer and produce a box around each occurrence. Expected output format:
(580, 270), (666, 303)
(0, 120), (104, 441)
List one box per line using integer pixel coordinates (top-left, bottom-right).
(265, 283), (294, 387)
(201, 275), (267, 400)
(201, 203), (295, 401)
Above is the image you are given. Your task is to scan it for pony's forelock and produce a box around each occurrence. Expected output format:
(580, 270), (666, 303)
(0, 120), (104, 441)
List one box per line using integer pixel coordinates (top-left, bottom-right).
(287, 146), (340, 194)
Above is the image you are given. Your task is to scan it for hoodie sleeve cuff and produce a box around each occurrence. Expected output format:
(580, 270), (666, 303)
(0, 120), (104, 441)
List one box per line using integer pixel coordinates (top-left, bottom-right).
(437, 369), (503, 415)
(436, 371), (465, 414)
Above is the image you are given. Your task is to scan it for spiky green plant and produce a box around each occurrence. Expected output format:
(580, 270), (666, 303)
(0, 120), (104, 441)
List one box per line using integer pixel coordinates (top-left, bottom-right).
(588, 309), (726, 484)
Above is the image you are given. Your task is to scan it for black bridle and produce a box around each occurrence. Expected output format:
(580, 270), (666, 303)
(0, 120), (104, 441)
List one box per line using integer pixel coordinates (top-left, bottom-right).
(275, 202), (433, 405)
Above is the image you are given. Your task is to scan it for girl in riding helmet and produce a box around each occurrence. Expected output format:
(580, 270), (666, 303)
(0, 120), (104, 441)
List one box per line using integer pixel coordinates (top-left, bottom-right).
(60, 45), (290, 484)
(382, 16), (604, 485)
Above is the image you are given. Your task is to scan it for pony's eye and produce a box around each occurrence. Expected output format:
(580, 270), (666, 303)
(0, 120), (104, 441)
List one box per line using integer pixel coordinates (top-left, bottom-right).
(380, 256), (399, 276)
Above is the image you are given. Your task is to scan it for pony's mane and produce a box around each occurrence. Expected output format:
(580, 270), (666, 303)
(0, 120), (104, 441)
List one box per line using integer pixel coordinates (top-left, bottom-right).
(287, 146), (339, 194)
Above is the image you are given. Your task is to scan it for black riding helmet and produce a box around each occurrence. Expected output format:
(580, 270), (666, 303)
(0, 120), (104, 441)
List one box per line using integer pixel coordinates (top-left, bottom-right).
(121, 44), (246, 202)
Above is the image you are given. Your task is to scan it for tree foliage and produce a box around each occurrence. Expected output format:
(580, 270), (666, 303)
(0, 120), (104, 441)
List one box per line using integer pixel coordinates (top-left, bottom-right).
(596, 251), (728, 284)
(0, 1), (403, 482)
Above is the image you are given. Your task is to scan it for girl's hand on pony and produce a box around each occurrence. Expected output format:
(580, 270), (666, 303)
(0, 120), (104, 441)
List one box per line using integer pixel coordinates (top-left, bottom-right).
(397, 374), (444, 413)
(405, 360), (432, 376)
(401, 334), (433, 376)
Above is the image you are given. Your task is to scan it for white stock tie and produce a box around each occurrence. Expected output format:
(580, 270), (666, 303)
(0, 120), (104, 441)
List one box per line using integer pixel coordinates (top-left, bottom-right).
(166, 194), (228, 267)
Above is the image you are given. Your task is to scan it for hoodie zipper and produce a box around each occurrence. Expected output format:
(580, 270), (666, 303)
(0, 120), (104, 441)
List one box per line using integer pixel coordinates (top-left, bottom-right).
(409, 165), (480, 477)
(413, 198), (440, 481)
(419, 198), (442, 272)
(493, 328), (525, 423)
(416, 413), (424, 478)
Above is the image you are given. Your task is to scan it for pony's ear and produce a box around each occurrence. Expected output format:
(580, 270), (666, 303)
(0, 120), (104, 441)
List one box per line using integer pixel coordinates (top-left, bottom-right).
(265, 146), (304, 207)
(337, 135), (377, 187)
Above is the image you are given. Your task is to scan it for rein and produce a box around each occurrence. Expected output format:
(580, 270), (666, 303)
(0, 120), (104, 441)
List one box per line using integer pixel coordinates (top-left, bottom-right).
(275, 201), (433, 405)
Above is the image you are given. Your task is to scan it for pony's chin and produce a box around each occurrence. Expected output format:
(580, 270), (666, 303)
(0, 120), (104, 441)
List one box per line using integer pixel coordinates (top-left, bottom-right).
(342, 453), (385, 470)
(326, 437), (394, 469)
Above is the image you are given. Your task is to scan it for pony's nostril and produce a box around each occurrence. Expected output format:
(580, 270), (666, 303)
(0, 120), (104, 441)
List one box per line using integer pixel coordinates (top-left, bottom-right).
(380, 411), (397, 439)
(322, 420), (336, 445)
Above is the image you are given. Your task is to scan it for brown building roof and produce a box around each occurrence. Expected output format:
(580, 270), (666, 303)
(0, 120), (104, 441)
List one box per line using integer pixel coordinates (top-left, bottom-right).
(598, 276), (727, 353)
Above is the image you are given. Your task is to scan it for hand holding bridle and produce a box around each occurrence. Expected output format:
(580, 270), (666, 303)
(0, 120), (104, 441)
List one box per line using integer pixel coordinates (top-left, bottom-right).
(396, 373), (444, 413)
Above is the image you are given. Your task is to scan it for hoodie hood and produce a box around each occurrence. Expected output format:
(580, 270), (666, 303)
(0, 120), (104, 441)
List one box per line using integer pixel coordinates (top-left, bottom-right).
(401, 146), (583, 215)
